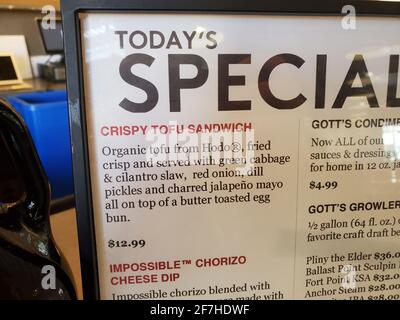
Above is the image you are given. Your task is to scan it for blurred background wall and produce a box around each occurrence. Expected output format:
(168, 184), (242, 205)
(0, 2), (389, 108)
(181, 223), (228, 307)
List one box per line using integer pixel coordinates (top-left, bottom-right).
(0, 0), (60, 55)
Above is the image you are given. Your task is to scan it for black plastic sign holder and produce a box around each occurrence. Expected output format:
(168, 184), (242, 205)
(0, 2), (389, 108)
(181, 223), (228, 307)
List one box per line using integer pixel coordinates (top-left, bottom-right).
(61, 0), (400, 300)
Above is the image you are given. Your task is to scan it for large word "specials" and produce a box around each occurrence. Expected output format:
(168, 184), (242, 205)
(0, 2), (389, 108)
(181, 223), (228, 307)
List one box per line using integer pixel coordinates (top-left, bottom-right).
(114, 30), (400, 113)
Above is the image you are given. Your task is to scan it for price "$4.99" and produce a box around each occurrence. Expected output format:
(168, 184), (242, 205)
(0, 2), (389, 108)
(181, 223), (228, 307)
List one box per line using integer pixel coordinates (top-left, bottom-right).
(309, 181), (338, 190)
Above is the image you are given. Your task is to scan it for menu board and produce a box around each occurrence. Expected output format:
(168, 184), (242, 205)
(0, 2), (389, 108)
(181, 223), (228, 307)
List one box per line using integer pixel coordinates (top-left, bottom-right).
(79, 13), (400, 300)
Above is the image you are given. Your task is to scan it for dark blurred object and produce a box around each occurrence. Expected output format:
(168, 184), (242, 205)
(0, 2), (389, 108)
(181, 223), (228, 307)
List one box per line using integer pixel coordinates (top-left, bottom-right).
(38, 62), (66, 82)
(36, 18), (64, 54)
(0, 99), (76, 299)
(36, 18), (66, 82)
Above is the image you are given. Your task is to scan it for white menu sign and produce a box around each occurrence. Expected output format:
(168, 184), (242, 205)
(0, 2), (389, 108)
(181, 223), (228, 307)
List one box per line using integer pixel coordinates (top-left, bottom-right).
(80, 13), (400, 300)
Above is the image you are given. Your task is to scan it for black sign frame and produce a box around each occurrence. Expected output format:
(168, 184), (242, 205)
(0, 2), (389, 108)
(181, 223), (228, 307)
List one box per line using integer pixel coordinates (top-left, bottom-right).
(61, 0), (400, 300)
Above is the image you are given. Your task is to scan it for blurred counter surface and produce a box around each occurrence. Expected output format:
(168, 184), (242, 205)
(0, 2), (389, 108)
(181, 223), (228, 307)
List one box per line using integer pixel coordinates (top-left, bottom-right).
(50, 208), (83, 300)
(0, 78), (65, 98)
